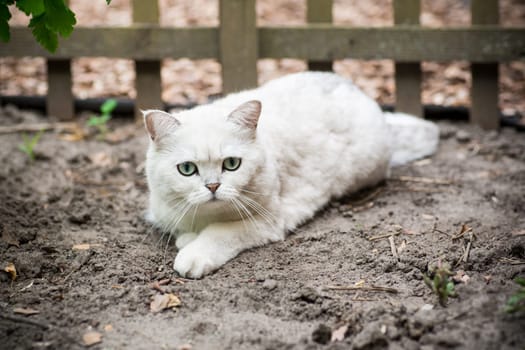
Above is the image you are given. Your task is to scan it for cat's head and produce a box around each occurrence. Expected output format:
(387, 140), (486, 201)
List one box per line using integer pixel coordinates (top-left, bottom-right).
(143, 100), (264, 208)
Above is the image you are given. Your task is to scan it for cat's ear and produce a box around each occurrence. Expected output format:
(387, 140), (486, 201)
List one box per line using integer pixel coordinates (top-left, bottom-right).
(227, 100), (261, 133)
(142, 109), (180, 142)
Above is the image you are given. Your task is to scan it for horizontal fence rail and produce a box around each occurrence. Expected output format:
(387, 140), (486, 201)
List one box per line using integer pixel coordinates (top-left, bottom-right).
(2, 26), (524, 62)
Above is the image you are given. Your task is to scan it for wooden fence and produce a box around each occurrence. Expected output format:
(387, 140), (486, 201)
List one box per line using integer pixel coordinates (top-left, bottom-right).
(1, 0), (524, 130)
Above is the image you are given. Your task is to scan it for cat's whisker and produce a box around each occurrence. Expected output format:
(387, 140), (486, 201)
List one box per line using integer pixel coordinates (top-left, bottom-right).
(189, 203), (200, 232)
(239, 188), (266, 196)
(241, 195), (278, 221)
(233, 198), (265, 234)
(228, 201), (250, 234)
(238, 195), (279, 230)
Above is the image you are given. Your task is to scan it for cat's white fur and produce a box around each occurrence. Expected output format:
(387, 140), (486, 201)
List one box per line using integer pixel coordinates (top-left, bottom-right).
(143, 72), (439, 278)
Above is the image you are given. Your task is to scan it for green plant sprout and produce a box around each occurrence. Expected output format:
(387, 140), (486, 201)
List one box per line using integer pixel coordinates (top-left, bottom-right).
(423, 260), (458, 306)
(87, 98), (118, 139)
(504, 277), (525, 314)
(18, 129), (44, 162)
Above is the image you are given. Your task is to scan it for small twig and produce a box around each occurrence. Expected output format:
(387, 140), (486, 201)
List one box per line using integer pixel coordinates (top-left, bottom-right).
(499, 257), (525, 265)
(368, 231), (401, 241)
(0, 314), (50, 329)
(391, 176), (454, 185)
(463, 232), (473, 263)
(406, 186), (452, 193)
(388, 235), (399, 261)
(326, 285), (398, 294)
(432, 226), (452, 237)
(0, 122), (77, 135)
(456, 231), (474, 266)
(452, 225), (473, 240)
(349, 187), (384, 207)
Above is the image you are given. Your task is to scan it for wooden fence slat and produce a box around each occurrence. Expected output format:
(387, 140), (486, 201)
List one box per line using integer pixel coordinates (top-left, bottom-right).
(219, 0), (257, 94)
(471, 0), (500, 130)
(307, 0), (333, 71)
(46, 59), (74, 120)
(132, 0), (162, 120)
(46, 0), (73, 121)
(393, 0), (422, 117)
(2, 27), (524, 62)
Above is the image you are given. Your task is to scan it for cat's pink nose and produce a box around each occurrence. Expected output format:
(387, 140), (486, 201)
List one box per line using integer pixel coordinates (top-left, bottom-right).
(205, 183), (220, 194)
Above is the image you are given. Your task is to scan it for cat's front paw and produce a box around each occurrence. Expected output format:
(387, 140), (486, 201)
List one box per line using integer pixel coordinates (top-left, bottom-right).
(173, 245), (221, 279)
(175, 232), (198, 249)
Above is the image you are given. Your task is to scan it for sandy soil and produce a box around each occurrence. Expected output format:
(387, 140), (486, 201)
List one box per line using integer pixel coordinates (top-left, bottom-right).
(1, 105), (525, 349)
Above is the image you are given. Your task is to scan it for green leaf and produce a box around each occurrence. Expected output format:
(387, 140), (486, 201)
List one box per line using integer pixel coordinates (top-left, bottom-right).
(106, 0), (112, 4)
(43, 0), (75, 37)
(0, 4), (11, 42)
(16, 0), (44, 16)
(87, 116), (102, 127)
(30, 129), (44, 147)
(515, 277), (525, 287)
(100, 98), (117, 115)
(29, 13), (57, 52)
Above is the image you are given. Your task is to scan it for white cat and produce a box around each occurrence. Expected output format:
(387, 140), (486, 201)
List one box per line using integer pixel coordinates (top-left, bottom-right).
(143, 72), (438, 279)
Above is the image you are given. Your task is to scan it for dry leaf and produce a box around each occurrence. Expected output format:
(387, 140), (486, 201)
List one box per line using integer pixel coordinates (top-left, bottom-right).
(83, 331), (103, 347)
(331, 324), (349, 342)
(150, 293), (181, 313)
(59, 126), (86, 142)
(4, 262), (16, 280)
(89, 152), (112, 167)
(511, 230), (525, 237)
(13, 307), (39, 315)
(72, 243), (102, 250)
(73, 243), (91, 250)
(452, 270), (470, 284)
(166, 293), (181, 308)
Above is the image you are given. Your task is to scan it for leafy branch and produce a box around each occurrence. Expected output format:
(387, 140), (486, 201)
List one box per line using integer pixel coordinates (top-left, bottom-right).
(0, 0), (111, 52)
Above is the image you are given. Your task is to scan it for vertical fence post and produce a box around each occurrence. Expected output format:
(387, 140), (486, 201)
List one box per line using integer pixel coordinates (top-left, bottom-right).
(307, 0), (333, 71)
(219, 0), (258, 94)
(471, 0), (499, 130)
(132, 0), (162, 120)
(393, 0), (422, 117)
(46, 59), (74, 120)
(46, 0), (73, 120)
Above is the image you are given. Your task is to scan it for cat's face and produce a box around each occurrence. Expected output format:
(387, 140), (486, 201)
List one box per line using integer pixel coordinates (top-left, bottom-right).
(144, 101), (263, 209)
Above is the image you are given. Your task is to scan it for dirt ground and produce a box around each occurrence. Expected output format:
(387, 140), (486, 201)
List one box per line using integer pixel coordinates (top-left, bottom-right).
(1, 105), (524, 350)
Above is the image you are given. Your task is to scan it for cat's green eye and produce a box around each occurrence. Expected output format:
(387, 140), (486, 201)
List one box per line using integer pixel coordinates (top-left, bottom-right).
(223, 157), (241, 171)
(177, 162), (198, 176)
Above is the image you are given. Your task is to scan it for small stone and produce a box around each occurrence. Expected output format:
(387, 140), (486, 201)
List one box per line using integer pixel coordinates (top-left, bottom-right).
(262, 279), (277, 290)
(312, 324), (331, 345)
(455, 130), (471, 143)
(68, 212), (91, 225)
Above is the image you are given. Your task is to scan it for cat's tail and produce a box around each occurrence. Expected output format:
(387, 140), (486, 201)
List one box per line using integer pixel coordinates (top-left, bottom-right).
(384, 112), (440, 166)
